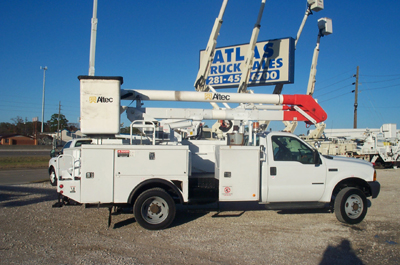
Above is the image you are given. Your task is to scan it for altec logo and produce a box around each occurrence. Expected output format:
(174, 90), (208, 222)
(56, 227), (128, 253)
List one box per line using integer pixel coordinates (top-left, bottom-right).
(204, 93), (231, 101)
(89, 96), (114, 103)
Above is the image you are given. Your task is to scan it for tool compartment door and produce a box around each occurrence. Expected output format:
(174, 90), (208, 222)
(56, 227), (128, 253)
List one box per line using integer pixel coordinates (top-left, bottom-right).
(217, 146), (260, 201)
(113, 146), (189, 203)
(81, 147), (114, 203)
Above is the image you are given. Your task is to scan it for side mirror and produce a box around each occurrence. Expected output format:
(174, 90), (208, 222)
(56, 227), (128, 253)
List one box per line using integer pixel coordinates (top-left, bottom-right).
(313, 150), (321, 165)
(50, 149), (56, 158)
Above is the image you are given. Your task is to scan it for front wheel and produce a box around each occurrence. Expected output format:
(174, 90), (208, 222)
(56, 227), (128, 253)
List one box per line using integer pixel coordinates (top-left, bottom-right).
(334, 187), (367, 224)
(49, 167), (57, 186)
(133, 188), (176, 230)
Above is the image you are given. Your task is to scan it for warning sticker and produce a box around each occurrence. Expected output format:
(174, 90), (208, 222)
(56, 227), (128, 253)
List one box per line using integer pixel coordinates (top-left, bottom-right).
(117, 150), (130, 157)
(223, 186), (232, 196)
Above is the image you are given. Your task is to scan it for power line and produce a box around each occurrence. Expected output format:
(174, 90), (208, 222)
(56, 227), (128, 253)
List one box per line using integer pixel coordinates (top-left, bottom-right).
(360, 76), (400, 83)
(359, 105), (400, 109)
(360, 73), (400, 77)
(314, 84), (352, 98)
(360, 83), (400, 91)
(316, 76), (353, 91)
(315, 69), (354, 85)
(318, 91), (352, 103)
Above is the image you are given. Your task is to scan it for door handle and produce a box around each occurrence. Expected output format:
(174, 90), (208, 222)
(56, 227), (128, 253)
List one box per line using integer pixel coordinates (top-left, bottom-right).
(270, 167), (277, 176)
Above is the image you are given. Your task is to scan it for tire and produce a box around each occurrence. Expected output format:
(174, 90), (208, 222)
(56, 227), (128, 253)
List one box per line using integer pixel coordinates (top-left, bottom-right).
(133, 188), (176, 230)
(334, 187), (367, 224)
(49, 167), (57, 186)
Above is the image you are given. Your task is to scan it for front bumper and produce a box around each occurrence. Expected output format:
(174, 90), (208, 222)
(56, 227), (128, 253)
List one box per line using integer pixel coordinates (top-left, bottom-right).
(368, 181), (381, 198)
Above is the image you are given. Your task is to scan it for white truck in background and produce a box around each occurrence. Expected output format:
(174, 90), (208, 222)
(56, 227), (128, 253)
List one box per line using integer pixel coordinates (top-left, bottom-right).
(305, 123), (400, 168)
(48, 138), (92, 186)
(53, 76), (380, 230)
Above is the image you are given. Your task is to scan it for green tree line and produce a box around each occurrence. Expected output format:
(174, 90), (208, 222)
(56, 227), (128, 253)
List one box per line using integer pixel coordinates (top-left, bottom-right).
(0, 114), (79, 136)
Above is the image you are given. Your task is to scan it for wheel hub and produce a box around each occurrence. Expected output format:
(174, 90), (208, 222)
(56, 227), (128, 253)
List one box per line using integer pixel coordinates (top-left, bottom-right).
(345, 195), (363, 218)
(149, 203), (161, 214)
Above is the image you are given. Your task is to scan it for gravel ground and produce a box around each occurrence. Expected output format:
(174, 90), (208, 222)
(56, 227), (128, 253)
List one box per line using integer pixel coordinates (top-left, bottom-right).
(0, 169), (399, 264)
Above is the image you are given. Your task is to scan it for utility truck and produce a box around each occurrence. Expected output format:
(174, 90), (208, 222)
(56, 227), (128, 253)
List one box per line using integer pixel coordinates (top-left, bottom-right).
(53, 76), (380, 230)
(53, 0), (380, 230)
(305, 124), (400, 168)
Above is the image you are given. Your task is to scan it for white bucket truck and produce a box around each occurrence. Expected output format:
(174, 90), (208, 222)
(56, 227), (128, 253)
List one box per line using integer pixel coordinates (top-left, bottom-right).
(53, 76), (380, 230)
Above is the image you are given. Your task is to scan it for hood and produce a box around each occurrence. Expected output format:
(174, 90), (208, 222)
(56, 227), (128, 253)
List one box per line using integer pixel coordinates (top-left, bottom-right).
(322, 155), (373, 167)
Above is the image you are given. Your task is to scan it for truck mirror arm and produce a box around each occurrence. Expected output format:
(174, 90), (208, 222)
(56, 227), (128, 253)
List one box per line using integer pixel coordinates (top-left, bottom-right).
(314, 149), (322, 165)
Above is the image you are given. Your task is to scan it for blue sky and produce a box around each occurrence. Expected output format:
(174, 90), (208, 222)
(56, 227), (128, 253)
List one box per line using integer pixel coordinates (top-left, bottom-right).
(1, 0), (399, 135)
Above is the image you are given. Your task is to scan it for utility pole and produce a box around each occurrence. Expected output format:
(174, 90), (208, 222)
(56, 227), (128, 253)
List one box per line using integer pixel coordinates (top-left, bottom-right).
(40, 66), (48, 132)
(353, 66), (359, 128)
(88, 0), (98, 76)
(57, 101), (61, 147)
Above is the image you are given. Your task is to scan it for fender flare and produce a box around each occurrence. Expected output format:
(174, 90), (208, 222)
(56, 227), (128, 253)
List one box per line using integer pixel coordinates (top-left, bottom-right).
(128, 178), (184, 205)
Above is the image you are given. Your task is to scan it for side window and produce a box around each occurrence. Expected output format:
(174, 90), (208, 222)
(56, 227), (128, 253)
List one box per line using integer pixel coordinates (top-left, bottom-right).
(75, 140), (92, 147)
(272, 136), (315, 164)
(60, 141), (72, 154)
(63, 141), (72, 149)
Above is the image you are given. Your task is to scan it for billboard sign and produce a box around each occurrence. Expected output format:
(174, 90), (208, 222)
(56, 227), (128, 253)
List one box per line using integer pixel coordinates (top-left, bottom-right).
(200, 37), (295, 88)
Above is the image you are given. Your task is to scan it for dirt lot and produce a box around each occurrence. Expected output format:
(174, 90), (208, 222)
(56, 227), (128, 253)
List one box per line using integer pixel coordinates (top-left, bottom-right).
(0, 169), (399, 264)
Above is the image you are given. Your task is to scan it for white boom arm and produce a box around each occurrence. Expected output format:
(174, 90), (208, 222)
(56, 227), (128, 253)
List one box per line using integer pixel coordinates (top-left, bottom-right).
(128, 106), (289, 124)
(237, 0), (267, 93)
(121, 89), (327, 125)
(306, 17), (332, 96)
(194, 0), (229, 92)
(272, 0), (324, 95)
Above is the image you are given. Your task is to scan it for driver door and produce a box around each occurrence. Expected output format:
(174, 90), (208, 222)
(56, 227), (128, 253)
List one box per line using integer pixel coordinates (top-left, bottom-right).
(266, 134), (326, 202)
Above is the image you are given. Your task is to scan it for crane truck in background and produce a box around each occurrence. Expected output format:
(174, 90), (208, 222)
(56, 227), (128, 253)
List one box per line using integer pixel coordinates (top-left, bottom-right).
(305, 123), (400, 168)
(52, 0), (380, 230)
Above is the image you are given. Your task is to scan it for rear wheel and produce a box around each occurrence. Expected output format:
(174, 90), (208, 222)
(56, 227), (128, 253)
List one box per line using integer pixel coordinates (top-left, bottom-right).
(49, 167), (57, 186)
(334, 187), (367, 224)
(133, 188), (176, 230)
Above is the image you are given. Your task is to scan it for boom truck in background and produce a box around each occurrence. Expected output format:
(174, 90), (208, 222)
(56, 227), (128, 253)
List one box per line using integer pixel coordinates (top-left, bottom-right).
(304, 124), (400, 168)
(52, 0), (380, 230)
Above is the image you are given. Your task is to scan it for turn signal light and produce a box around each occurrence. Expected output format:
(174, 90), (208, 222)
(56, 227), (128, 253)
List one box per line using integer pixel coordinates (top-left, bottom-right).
(373, 170), (377, 181)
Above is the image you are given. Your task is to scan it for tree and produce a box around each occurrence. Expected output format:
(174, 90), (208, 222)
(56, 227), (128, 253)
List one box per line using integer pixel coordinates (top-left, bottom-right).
(120, 125), (141, 135)
(11, 116), (24, 134)
(47, 113), (69, 132)
(0, 122), (13, 135)
(0, 117), (42, 136)
(66, 123), (80, 132)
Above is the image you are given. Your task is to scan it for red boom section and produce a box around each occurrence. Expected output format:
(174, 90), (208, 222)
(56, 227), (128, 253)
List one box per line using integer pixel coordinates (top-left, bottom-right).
(282, 95), (327, 124)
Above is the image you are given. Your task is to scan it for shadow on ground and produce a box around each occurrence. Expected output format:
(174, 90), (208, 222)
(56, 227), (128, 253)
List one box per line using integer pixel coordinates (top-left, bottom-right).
(109, 205), (210, 230)
(277, 208), (332, 215)
(0, 185), (57, 208)
(320, 239), (364, 265)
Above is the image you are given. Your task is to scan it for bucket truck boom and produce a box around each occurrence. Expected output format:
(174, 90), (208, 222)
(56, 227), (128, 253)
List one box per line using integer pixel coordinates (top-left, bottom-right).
(237, 0), (266, 93)
(194, 0), (228, 92)
(121, 89), (327, 126)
